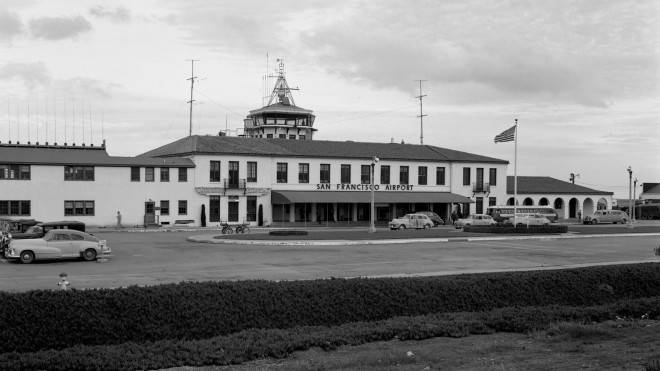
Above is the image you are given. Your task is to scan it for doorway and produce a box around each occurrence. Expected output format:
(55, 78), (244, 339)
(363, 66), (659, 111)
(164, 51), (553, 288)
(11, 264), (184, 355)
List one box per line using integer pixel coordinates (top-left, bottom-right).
(209, 196), (220, 222)
(144, 201), (155, 225)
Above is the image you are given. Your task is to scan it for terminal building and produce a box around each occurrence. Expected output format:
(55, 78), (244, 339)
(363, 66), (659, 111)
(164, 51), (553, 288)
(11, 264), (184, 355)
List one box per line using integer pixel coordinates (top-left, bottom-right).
(0, 66), (613, 227)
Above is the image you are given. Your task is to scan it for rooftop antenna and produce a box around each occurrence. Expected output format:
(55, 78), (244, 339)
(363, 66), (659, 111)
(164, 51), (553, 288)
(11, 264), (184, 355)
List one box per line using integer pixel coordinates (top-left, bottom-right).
(267, 58), (299, 106)
(63, 98), (67, 143)
(27, 101), (31, 142)
(53, 95), (57, 143)
(7, 98), (10, 141)
(89, 102), (92, 145)
(569, 172), (580, 184)
(186, 59), (199, 136)
(45, 93), (49, 143)
(415, 80), (427, 145)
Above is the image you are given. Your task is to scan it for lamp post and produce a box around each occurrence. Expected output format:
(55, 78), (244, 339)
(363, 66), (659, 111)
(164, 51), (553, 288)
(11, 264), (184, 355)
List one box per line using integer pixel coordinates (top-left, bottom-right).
(369, 156), (379, 233)
(627, 166), (633, 228)
(633, 177), (638, 223)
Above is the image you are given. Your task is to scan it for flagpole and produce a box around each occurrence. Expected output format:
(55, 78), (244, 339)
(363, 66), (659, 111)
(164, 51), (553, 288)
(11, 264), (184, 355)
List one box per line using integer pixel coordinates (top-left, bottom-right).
(514, 118), (518, 227)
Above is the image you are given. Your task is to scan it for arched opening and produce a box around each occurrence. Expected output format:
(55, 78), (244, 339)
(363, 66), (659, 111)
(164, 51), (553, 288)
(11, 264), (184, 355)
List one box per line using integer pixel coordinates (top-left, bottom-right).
(539, 198), (549, 206)
(523, 197), (534, 206)
(583, 198), (594, 218)
(597, 198), (608, 210)
(569, 198), (578, 218)
(507, 197), (515, 206)
(554, 198), (564, 210)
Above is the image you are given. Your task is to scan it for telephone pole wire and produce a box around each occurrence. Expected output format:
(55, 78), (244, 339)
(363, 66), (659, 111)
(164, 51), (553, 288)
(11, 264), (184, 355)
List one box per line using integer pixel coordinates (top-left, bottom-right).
(415, 80), (427, 145)
(187, 59), (199, 136)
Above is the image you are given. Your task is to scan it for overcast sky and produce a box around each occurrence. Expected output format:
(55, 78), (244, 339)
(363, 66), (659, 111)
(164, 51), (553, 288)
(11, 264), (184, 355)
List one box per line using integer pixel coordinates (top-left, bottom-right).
(1, 0), (658, 199)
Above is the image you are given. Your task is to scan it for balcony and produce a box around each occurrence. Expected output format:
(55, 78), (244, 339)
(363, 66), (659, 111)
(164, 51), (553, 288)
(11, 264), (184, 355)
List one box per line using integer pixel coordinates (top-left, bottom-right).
(472, 182), (491, 194)
(223, 178), (247, 195)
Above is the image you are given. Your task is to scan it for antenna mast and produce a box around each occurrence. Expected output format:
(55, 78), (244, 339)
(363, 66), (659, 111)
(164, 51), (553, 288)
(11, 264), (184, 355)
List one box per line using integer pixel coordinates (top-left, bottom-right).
(415, 80), (427, 145)
(187, 59), (199, 136)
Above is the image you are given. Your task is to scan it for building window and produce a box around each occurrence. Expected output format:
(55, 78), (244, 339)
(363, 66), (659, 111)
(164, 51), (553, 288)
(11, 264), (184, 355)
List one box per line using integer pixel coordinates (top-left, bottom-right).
(289, 135), (296, 139)
(228, 161), (239, 187)
(320, 164), (330, 183)
(178, 168), (188, 182)
(361, 165), (371, 184)
(299, 135), (306, 140)
(0, 164), (31, 180)
(476, 197), (484, 214)
(277, 162), (288, 183)
(160, 168), (169, 182)
(380, 165), (390, 184)
(247, 162), (257, 182)
(64, 166), (94, 181)
(178, 200), (187, 215)
(145, 167), (155, 182)
(463, 167), (471, 186)
(246, 196), (257, 222)
(210, 161), (221, 182)
(266, 134), (273, 138)
(64, 200), (94, 216)
(278, 134), (286, 139)
(131, 167), (140, 181)
(298, 163), (309, 183)
(0, 200), (30, 216)
(341, 164), (351, 184)
(436, 167), (445, 185)
(399, 166), (409, 185)
(489, 197), (497, 206)
(489, 168), (497, 186)
(418, 166), (427, 185)
(160, 200), (170, 215)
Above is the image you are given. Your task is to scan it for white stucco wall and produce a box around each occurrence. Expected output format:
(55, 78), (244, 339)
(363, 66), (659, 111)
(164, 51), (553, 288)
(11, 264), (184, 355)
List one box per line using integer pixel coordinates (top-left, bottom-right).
(505, 194), (613, 219)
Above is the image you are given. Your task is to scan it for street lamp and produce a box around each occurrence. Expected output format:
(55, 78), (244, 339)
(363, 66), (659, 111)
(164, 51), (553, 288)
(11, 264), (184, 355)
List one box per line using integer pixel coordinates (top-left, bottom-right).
(633, 177), (638, 223)
(369, 156), (379, 233)
(627, 166), (633, 228)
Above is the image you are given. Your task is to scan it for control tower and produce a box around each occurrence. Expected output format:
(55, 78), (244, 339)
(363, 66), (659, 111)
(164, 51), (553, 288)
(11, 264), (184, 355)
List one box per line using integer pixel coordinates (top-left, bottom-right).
(243, 60), (316, 140)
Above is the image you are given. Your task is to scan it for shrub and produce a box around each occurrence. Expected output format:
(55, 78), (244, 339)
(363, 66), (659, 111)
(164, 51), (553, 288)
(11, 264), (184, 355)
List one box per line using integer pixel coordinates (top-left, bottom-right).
(0, 263), (658, 353)
(269, 230), (309, 236)
(463, 225), (568, 233)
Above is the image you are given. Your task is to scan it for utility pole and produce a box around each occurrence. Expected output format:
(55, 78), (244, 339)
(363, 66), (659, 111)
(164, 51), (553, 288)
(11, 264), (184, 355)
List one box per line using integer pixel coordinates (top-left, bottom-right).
(633, 177), (638, 222)
(415, 80), (427, 145)
(627, 166), (633, 228)
(187, 59), (199, 137)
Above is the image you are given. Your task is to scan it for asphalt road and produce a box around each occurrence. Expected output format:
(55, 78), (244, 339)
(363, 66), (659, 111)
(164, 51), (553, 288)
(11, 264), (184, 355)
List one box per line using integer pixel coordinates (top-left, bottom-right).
(1, 231), (659, 292)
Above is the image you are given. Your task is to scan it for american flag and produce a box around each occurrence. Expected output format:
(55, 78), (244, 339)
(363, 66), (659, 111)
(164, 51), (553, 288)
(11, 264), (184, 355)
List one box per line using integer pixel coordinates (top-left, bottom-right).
(494, 125), (516, 143)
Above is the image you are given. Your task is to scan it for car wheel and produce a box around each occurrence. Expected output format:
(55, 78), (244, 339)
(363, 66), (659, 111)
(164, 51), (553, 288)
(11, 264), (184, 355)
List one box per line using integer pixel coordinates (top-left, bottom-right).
(83, 248), (97, 261)
(398, 225), (406, 230)
(622, 219), (627, 224)
(424, 224), (431, 229)
(19, 250), (34, 264)
(591, 220), (597, 225)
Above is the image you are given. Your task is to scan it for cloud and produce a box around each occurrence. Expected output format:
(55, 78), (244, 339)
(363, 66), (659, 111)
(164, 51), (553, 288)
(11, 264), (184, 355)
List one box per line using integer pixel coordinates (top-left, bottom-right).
(0, 62), (50, 89)
(29, 15), (92, 40)
(89, 6), (131, 23)
(0, 8), (23, 39)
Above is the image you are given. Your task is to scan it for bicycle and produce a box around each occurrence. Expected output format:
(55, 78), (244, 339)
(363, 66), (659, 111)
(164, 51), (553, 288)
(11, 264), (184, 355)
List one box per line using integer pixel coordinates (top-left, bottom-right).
(221, 223), (234, 234)
(235, 224), (250, 234)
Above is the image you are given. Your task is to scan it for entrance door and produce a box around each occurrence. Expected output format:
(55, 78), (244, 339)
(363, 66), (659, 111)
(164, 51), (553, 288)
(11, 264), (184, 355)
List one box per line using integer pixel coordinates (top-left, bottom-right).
(258, 204), (263, 226)
(144, 201), (155, 225)
(210, 196), (220, 222)
(228, 201), (239, 222)
(476, 168), (484, 190)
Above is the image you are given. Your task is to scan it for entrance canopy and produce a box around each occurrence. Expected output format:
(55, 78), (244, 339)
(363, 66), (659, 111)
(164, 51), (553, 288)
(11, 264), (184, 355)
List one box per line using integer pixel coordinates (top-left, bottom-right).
(271, 191), (473, 204)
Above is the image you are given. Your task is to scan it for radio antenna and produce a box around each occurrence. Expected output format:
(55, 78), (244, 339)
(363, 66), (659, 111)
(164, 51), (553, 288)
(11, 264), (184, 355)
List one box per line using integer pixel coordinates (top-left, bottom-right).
(186, 59), (199, 136)
(415, 80), (427, 145)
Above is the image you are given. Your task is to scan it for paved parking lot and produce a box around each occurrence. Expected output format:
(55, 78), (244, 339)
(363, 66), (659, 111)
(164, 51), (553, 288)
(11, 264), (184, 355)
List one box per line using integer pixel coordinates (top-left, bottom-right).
(1, 228), (658, 292)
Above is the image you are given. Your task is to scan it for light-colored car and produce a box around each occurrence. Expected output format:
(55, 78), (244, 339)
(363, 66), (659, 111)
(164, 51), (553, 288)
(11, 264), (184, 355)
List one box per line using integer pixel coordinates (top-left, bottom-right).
(583, 210), (629, 224)
(454, 214), (496, 228)
(389, 213), (434, 230)
(504, 213), (551, 226)
(6, 229), (111, 264)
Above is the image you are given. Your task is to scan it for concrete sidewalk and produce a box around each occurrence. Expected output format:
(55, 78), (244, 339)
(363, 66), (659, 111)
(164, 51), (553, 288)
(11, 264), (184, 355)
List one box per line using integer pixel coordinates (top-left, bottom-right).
(187, 231), (660, 246)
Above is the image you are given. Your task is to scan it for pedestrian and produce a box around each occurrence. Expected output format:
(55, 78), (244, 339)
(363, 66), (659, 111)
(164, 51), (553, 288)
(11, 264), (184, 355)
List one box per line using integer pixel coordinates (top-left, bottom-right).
(116, 211), (122, 228)
(57, 273), (70, 291)
(577, 209), (582, 221)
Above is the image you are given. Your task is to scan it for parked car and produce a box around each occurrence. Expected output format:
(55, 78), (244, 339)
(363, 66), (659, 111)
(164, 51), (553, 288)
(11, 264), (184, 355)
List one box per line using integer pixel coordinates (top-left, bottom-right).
(583, 210), (629, 225)
(504, 213), (551, 226)
(1, 218), (42, 258)
(9, 221), (86, 240)
(454, 214), (496, 228)
(389, 213), (434, 230)
(5, 229), (110, 264)
(416, 211), (444, 226)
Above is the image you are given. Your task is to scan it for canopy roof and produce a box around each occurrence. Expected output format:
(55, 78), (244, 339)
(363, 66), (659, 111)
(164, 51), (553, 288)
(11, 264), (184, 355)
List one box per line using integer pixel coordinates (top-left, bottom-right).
(271, 191), (473, 204)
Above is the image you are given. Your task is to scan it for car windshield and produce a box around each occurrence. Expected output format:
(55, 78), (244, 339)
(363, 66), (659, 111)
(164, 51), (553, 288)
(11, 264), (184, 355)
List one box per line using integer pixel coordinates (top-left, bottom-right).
(25, 226), (43, 234)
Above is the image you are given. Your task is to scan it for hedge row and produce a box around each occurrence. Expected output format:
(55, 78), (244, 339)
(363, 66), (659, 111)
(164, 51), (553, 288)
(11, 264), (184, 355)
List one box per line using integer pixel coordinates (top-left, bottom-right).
(1, 296), (658, 371)
(463, 224), (568, 233)
(0, 263), (658, 353)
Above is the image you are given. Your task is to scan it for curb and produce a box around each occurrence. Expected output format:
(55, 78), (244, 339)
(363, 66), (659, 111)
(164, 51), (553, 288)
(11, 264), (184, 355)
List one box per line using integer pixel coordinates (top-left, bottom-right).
(187, 232), (660, 246)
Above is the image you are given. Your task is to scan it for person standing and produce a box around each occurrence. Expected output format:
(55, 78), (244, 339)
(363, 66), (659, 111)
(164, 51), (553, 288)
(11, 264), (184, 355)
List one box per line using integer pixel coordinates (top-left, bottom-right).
(116, 211), (123, 228)
(57, 273), (70, 290)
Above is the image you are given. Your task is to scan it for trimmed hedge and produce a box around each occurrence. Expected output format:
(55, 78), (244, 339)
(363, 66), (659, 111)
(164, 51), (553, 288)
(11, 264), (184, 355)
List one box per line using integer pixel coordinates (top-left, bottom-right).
(0, 297), (658, 371)
(463, 224), (568, 233)
(0, 263), (658, 353)
(268, 230), (309, 236)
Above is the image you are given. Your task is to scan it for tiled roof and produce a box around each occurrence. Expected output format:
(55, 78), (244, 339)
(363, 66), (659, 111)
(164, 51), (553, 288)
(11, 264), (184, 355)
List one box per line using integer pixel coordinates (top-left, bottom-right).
(140, 135), (509, 164)
(642, 183), (660, 195)
(248, 103), (314, 115)
(507, 176), (613, 195)
(0, 144), (194, 167)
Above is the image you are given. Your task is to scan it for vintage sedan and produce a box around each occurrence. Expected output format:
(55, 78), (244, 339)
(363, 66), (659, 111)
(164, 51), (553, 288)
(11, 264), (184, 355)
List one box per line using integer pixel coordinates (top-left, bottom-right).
(389, 213), (434, 230)
(583, 210), (629, 225)
(454, 214), (496, 228)
(6, 229), (110, 264)
(504, 213), (551, 226)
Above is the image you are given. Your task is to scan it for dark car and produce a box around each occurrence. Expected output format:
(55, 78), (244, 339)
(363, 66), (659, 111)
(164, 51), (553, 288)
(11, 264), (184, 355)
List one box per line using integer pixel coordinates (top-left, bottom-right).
(1, 218), (41, 257)
(2, 221), (86, 257)
(416, 211), (444, 226)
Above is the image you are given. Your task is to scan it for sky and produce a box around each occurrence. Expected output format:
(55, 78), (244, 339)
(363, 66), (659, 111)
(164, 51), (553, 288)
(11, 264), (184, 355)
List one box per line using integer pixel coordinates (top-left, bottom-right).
(0, 0), (658, 199)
